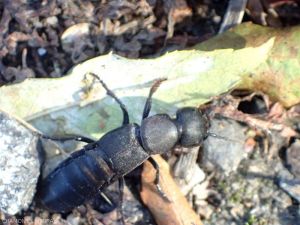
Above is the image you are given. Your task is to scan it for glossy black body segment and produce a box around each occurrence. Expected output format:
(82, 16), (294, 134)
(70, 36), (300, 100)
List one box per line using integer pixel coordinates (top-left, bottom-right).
(37, 74), (209, 213)
(97, 124), (149, 176)
(38, 124), (150, 212)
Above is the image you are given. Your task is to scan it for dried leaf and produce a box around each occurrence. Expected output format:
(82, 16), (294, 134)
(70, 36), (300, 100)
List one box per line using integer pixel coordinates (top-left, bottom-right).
(140, 155), (203, 225)
(197, 23), (300, 107)
(0, 25), (274, 138)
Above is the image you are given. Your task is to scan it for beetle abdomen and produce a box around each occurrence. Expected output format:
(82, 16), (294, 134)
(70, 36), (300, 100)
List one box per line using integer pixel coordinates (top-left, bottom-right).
(38, 147), (114, 212)
(37, 123), (150, 212)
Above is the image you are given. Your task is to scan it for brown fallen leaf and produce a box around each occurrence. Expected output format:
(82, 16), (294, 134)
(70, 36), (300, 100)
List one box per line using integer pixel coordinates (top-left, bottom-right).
(140, 155), (203, 225)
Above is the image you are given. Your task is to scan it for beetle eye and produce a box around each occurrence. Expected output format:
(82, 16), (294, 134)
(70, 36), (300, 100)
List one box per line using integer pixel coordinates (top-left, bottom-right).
(140, 114), (179, 154)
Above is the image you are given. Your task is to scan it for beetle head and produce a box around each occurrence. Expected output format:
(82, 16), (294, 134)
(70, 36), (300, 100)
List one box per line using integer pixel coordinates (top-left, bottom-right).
(175, 107), (209, 147)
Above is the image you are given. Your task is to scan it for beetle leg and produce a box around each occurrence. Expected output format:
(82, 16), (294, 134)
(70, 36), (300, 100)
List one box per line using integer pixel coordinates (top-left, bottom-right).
(142, 78), (167, 120)
(118, 177), (126, 225)
(148, 157), (171, 202)
(38, 134), (94, 143)
(99, 191), (114, 208)
(88, 72), (130, 125)
(93, 191), (117, 213)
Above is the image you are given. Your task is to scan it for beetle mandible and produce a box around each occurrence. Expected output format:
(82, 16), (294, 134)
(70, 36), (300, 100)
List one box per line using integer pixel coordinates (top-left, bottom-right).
(36, 73), (209, 213)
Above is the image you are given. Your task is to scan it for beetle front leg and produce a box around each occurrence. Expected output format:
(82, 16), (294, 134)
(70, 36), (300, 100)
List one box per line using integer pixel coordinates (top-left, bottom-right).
(142, 78), (167, 120)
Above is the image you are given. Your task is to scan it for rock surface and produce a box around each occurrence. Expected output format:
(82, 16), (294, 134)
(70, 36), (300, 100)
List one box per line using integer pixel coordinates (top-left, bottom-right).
(286, 140), (300, 178)
(279, 178), (300, 203)
(206, 153), (300, 225)
(0, 110), (40, 215)
(203, 118), (248, 175)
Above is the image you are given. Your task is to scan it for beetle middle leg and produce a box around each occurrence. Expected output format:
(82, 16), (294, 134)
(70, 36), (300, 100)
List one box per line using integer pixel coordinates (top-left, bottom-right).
(118, 177), (126, 225)
(142, 78), (171, 201)
(89, 73), (131, 223)
(39, 134), (95, 143)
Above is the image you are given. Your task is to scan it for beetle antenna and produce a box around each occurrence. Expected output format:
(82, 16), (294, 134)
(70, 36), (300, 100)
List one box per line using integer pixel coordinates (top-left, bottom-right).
(207, 132), (243, 143)
(88, 72), (130, 125)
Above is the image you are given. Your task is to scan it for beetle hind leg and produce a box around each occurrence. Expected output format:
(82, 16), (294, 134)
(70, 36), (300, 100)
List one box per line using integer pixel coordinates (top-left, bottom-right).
(92, 191), (117, 213)
(88, 72), (130, 125)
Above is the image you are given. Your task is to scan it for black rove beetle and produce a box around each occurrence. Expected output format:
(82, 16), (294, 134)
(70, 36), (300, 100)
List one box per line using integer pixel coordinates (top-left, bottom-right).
(36, 73), (209, 214)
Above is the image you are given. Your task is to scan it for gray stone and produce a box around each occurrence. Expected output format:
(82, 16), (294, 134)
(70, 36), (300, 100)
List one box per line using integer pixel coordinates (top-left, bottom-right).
(203, 118), (247, 175)
(286, 140), (300, 178)
(279, 178), (300, 203)
(0, 110), (40, 215)
(205, 155), (299, 225)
